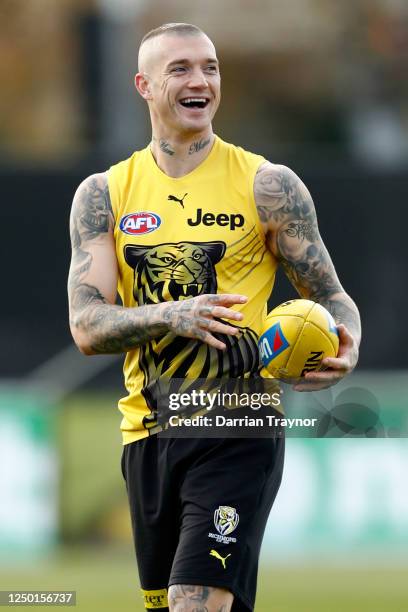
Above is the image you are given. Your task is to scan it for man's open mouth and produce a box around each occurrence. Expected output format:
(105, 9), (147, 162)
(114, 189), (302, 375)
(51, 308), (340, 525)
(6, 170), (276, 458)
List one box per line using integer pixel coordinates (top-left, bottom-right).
(179, 97), (210, 109)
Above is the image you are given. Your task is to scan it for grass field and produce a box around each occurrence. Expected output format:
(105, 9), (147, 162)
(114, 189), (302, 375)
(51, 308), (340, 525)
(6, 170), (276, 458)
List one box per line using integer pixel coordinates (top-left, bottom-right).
(3, 391), (407, 610)
(1, 545), (407, 611)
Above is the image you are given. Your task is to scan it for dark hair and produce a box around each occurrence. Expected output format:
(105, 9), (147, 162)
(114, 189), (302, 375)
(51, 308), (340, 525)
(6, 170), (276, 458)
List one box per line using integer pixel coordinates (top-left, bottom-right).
(140, 23), (205, 46)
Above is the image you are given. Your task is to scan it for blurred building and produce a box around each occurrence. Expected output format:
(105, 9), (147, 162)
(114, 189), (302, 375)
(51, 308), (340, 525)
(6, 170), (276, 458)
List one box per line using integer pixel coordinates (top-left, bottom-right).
(1, 0), (407, 166)
(0, 1), (407, 375)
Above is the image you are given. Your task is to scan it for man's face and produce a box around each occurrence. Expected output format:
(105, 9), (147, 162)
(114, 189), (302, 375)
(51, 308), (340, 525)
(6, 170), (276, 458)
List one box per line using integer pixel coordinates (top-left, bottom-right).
(138, 34), (221, 135)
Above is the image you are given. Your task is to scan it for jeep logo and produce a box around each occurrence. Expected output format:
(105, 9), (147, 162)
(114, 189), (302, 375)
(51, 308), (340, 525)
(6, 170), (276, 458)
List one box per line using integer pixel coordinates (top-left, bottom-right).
(187, 208), (244, 230)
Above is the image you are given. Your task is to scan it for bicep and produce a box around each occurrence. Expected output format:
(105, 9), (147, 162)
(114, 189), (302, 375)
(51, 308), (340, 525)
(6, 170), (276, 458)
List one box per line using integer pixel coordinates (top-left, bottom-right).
(255, 162), (343, 300)
(68, 173), (118, 315)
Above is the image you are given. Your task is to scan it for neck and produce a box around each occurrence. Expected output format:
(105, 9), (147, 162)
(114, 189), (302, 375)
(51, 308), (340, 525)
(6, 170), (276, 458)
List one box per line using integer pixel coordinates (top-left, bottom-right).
(150, 129), (215, 178)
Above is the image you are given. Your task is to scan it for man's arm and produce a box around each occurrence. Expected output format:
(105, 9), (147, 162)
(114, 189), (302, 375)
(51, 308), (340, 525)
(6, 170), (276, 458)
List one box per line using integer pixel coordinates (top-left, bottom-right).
(254, 161), (361, 390)
(68, 173), (245, 355)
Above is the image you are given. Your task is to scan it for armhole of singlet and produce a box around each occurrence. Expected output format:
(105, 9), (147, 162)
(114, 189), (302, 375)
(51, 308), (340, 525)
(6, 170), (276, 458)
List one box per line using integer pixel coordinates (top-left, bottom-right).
(106, 166), (119, 226)
(247, 155), (269, 245)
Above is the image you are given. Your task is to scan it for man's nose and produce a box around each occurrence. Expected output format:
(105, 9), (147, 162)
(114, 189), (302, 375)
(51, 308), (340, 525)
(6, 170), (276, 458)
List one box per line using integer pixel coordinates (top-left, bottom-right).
(187, 69), (208, 88)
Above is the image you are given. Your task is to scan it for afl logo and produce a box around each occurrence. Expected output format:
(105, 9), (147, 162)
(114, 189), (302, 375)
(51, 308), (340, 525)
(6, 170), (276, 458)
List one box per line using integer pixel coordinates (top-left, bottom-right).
(120, 212), (161, 235)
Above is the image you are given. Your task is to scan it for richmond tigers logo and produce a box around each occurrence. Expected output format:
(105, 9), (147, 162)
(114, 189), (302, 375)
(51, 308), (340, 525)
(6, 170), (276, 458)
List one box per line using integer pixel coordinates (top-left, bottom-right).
(124, 240), (260, 425)
(214, 506), (239, 536)
(124, 241), (225, 304)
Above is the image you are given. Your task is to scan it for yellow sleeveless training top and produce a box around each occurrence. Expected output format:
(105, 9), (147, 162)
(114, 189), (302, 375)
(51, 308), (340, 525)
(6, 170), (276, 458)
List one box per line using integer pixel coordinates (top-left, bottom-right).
(108, 136), (278, 444)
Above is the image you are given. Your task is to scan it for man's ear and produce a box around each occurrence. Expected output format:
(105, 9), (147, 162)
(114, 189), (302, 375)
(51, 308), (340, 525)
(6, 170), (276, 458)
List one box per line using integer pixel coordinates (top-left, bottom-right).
(135, 72), (152, 100)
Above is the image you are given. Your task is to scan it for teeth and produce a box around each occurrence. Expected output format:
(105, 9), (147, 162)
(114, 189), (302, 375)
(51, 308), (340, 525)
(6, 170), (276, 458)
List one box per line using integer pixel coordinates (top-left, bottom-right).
(181, 283), (203, 295)
(180, 97), (207, 103)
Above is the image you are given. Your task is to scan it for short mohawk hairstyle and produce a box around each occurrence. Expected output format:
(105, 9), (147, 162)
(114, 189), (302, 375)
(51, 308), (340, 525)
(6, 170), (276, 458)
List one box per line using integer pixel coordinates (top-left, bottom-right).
(141, 23), (205, 46)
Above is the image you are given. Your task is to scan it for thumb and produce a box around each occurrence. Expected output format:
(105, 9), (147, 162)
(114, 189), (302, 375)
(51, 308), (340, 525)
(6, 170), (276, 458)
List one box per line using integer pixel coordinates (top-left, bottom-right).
(337, 324), (355, 355)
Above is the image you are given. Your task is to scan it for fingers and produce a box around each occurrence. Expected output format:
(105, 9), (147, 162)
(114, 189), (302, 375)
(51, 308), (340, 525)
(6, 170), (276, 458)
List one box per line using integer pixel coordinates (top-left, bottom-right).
(293, 379), (339, 392)
(197, 316), (241, 351)
(305, 367), (345, 381)
(200, 305), (244, 322)
(201, 332), (228, 351)
(198, 317), (240, 336)
(192, 294), (247, 348)
(163, 293), (248, 349)
(336, 323), (355, 354)
(292, 369), (343, 392)
(321, 329), (356, 371)
(206, 294), (248, 306)
(192, 326), (227, 351)
(293, 352), (349, 392)
(290, 325), (358, 393)
(321, 356), (349, 370)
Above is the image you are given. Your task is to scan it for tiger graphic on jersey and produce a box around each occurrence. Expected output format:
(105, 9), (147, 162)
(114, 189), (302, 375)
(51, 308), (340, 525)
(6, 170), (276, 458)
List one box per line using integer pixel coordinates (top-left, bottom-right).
(124, 241), (225, 302)
(124, 240), (260, 421)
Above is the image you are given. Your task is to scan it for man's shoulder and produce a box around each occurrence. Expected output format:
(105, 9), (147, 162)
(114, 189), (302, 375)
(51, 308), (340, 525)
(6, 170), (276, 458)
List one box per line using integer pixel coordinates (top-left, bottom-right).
(254, 161), (301, 192)
(106, 148), (151, 192)
(217, 135), (261, 158)
(74, 172), (109, 199)
(71, 172), (113, 228)
(216, 136), (267, 175)
(217, 139), (299, 184)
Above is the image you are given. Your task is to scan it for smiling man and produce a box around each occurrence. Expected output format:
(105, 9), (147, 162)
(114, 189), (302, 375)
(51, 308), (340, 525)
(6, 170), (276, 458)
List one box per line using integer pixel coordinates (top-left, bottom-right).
(68, 22), (360, 612)
(136, 27), (221, 161)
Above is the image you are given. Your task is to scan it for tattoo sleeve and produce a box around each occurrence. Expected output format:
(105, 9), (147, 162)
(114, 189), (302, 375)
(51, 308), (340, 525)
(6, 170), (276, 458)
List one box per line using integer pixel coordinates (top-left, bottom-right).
(255, 163), (361, 343)
(68, 173), (168, 354)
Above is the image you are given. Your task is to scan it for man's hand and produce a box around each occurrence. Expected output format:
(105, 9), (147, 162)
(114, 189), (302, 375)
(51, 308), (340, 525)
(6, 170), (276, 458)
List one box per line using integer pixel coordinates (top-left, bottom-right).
(293, 324), (359, 392)
(161, 293), (248, 351)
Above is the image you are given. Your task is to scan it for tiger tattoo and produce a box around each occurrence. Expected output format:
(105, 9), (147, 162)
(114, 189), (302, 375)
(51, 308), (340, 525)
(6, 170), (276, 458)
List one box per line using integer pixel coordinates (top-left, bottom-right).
(124, 241), (261, 425)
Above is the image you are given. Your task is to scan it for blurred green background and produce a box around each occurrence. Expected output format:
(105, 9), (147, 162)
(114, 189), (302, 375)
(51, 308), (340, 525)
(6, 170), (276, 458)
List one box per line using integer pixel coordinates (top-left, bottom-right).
(3, 548), (407, 612)
(1, 384), (407, 610)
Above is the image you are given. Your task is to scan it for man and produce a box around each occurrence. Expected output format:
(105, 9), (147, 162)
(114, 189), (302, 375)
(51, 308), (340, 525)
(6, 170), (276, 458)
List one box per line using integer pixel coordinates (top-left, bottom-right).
(68, 23), (360, 612)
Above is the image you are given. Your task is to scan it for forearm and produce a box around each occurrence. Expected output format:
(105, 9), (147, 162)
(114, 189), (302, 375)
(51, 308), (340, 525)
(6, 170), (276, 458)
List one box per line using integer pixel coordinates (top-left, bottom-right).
(317, 291), (361, 346)
(70, 299), (169, 355)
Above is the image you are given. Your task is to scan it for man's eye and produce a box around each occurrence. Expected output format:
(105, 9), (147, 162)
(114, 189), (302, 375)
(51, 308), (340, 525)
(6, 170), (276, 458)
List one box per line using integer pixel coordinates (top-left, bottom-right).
(171, 67), (186, 73)
(206, 65), (217, 72)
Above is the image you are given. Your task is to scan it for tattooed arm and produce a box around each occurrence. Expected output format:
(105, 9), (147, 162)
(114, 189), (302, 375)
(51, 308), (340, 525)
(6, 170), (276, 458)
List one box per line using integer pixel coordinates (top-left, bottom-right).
(254, 162), (361, 390)
(168, 584), (233, 611)
(68, 173), (245, 355)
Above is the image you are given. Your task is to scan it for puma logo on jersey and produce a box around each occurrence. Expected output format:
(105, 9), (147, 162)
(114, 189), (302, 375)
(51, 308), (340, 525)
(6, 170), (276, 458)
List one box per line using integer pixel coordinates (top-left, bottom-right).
(209, 549), (231, 569)
(168, 193), (188, 208)
(187, 208), (244, 230)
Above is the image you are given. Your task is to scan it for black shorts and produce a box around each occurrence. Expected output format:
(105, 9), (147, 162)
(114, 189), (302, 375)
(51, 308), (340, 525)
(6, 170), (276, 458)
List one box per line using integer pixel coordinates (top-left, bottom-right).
(122, 435), (284, 611)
